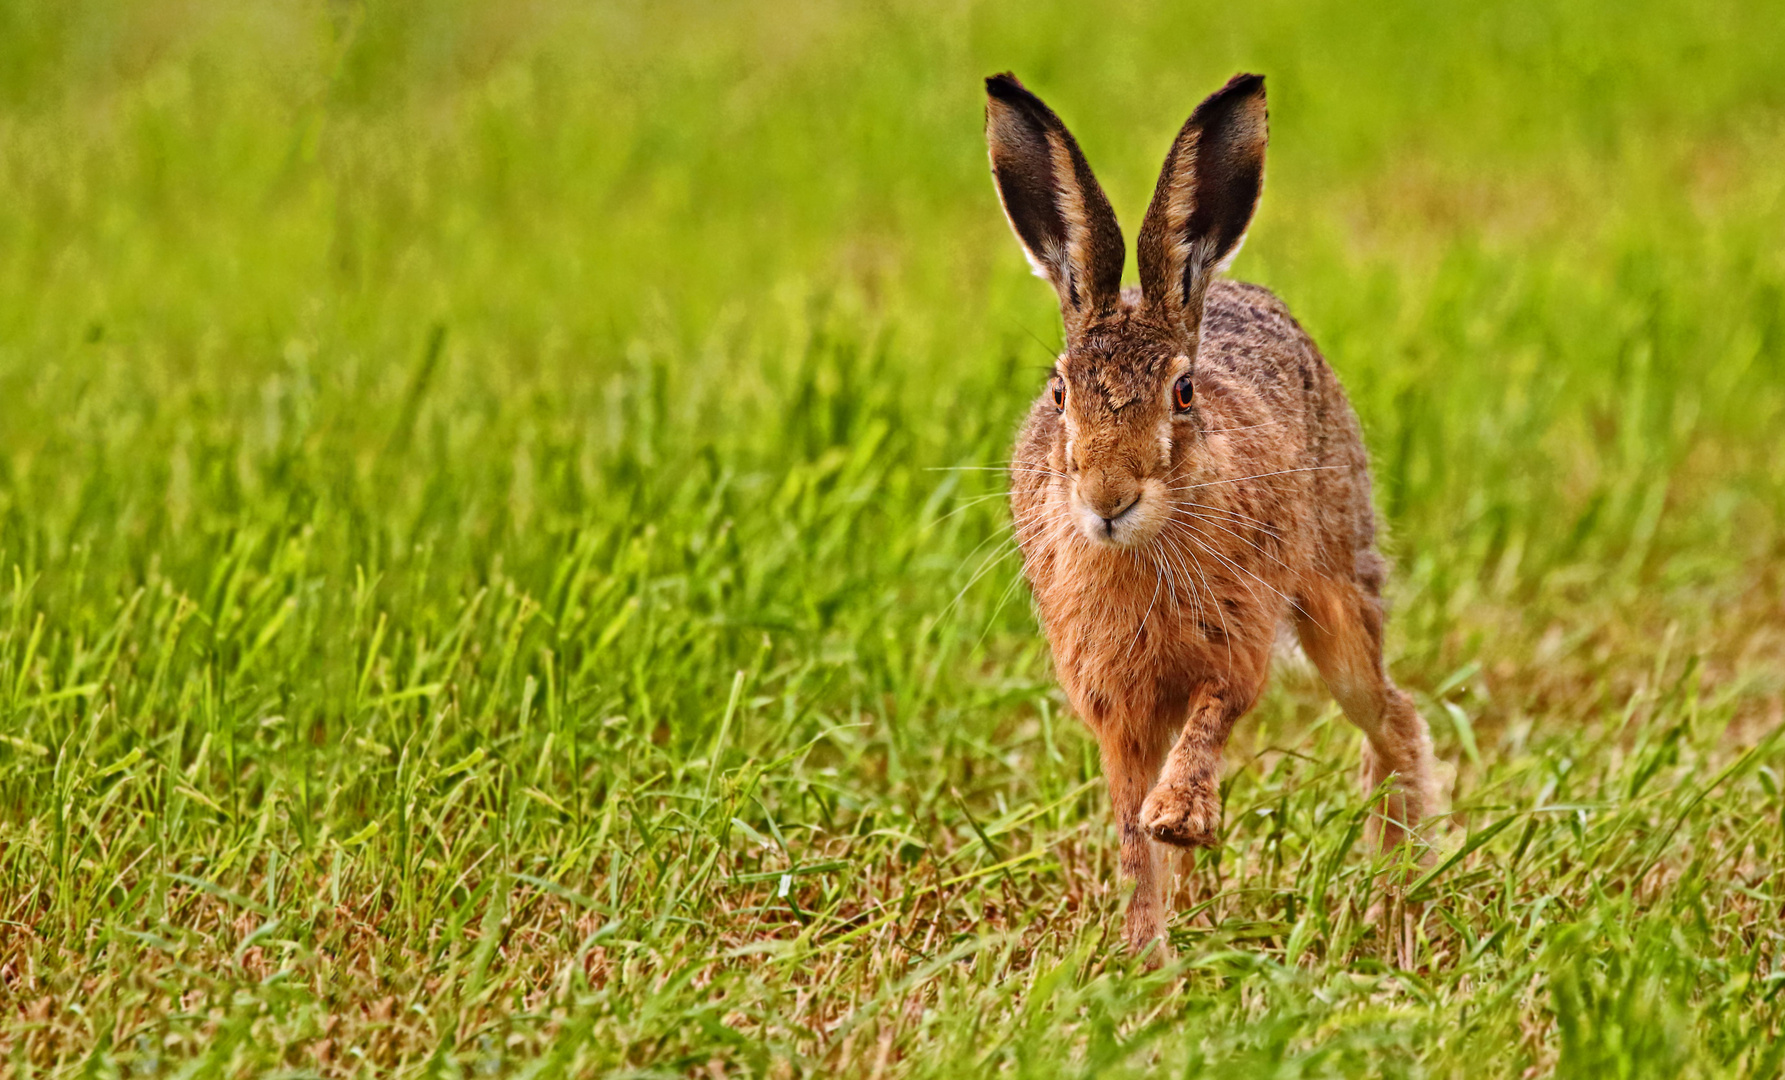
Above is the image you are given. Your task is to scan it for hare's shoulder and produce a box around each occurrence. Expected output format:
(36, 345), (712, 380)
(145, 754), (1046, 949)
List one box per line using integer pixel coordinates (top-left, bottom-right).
(1201, 280), (1314, 360)
(1196, 280), (1326, 396)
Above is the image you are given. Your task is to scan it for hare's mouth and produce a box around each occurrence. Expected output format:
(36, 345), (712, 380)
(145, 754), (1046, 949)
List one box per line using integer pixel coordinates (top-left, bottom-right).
(1073, 481), (1168, 549)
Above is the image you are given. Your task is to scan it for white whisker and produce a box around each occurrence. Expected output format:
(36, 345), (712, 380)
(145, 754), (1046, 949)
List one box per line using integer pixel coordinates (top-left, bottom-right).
(1173, 509), (1298, 576)
(1174, 464), (1346, 492)
(1173, 517), (1326, 634)
(926, 490), (1014, 527)
(1160, 528), (1232, 674)
(1128, 559), (1164, 659)
(1166, 498), (1281, 533)
(1197, 420), (1288, 434)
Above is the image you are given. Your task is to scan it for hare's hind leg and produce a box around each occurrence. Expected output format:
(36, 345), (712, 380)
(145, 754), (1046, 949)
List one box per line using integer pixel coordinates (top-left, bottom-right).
(1293, 575), (1436, 850)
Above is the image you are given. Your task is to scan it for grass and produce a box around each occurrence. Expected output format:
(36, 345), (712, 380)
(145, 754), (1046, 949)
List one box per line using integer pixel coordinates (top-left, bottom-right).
(1, 0), (1783, 1075)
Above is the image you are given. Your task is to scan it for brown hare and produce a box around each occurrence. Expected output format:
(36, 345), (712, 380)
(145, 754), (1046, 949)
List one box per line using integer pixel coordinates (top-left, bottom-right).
(985, 72), (1438, 958)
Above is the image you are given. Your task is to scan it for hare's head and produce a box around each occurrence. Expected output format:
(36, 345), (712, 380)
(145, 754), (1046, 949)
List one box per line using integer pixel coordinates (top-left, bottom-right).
(986, 72), (1267, 549)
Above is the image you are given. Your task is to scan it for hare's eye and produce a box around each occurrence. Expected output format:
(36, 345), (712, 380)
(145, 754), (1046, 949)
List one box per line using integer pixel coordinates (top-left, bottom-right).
(1050, 377), (1065, 412)
(1173, 375), (1194, 413)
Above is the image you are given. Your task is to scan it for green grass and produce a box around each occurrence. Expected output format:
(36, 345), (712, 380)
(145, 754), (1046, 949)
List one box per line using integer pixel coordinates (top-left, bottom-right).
(2, 0), (1784, 1075)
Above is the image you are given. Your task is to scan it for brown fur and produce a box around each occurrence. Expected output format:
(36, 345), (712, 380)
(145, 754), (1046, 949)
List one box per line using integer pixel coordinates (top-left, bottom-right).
(986, 74), (1437, 959)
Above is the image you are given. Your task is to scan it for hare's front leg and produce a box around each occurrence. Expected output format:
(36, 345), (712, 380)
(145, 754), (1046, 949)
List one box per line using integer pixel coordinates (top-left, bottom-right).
(1141, 684), (1258, 848)
(1094, 724), (1172, 961)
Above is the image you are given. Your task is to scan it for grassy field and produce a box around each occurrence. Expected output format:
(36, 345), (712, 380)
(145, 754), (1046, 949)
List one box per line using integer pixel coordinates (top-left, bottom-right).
(2, 0), (1784, 1075)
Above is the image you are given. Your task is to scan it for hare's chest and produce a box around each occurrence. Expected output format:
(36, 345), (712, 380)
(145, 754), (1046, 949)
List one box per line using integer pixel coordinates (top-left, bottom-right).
(1029, 556), (1210, 723)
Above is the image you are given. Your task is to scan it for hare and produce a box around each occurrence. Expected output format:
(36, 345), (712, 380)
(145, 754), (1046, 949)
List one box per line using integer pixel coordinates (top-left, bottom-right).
(984, 72), (1437, 957)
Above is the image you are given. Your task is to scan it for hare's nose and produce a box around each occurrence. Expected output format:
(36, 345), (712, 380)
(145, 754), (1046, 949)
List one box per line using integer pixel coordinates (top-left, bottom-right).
(1099, 494), (1139, 527)
(1080, 476), (1140, 522)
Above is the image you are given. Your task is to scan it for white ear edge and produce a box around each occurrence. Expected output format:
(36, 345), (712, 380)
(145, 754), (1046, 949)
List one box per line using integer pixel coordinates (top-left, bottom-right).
(1212, 228), (1249, 275)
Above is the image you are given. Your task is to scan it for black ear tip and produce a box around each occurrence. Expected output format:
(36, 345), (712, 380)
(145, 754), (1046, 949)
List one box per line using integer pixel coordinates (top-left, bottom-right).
(1189, 72), (1267, 127)
(1224, 72), (1266, 98)
(985, 72), (1027, 99)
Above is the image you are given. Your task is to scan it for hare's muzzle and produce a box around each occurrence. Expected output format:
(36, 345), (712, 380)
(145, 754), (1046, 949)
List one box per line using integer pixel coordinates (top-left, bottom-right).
(1074, 470), (1161, 548)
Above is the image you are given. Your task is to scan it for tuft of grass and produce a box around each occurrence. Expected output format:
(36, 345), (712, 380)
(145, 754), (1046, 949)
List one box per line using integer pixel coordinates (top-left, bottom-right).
(1, 0), (1783, 1075)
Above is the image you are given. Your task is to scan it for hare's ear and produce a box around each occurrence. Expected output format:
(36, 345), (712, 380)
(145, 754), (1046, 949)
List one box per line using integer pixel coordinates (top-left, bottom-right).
(985, 73), (1125, 331)
(1136, 73), (1267, 335)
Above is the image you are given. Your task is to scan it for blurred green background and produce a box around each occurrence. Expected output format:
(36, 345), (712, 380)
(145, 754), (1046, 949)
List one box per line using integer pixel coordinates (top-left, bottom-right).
(1, 0), (1783, 1075)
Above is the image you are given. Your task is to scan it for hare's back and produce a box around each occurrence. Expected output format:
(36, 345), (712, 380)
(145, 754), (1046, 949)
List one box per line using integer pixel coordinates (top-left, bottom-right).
(1197, 279), (1382, 584)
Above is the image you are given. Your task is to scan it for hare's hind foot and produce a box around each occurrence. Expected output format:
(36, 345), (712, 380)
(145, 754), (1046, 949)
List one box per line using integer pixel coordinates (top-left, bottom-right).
(1140, 776), (1222, 848)
(1361, 736), (1438, 856)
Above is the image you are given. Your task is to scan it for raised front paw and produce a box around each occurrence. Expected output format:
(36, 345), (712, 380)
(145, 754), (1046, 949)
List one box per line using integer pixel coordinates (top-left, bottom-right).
(1140, 778), (1222, 848)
